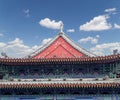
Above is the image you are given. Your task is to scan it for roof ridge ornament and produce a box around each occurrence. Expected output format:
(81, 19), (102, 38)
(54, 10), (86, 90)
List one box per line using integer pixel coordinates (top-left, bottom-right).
(59, 23), (64, 34)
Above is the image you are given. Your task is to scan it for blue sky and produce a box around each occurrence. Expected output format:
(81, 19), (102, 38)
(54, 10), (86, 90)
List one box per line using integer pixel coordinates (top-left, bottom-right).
(0, 0), (120, 57)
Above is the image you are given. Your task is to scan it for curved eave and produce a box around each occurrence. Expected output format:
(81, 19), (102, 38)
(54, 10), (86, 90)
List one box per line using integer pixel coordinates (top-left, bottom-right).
(0, 82), (120, 89)
(0, 54), (120, 65)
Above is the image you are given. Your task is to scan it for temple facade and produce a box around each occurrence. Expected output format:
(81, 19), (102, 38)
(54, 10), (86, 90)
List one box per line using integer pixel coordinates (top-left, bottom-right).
(0, 30), (120, 100)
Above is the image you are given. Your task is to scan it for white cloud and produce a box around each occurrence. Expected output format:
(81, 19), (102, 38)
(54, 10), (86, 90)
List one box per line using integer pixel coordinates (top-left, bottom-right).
(80, 15), (112, 31)
(23, 9), (30, 17)
(8, 38), (23, 44)
(0, 33), (3, 37)
(42, 38), (52, 45)
(105, 8), (116, 13)
(78, 35), (99, 44)
(1, 38), (33, 58)
(39, 18), (62, 30)
(0, 38), (53, 58)
(90, 42), (120, 56)
(96, 35), (100, 38)
(32, 45), (41, 50)
(0, 42), (6, 48)
(67, 29), (75, 33)
(114, 23), (120, 29)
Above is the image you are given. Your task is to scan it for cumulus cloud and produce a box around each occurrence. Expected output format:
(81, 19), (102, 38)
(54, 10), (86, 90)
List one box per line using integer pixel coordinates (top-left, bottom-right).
(8, 38), (23, 44)
(39, 18), (63, 30)
(67, 29), (75, 33)
(114, 23), (120, 29)
(0, 42), (6, 48)
(32, 45), (40, 51)
(23, 9), (30, 17)
(78, 35), (99, 44)
(0, 38), (33, 58)
(90, 42), (120, 56)
(0, 38), (53, 58)
(42, 38), (52, 45)
(105, 8), (116, 13)
(80, 15), (112, 31)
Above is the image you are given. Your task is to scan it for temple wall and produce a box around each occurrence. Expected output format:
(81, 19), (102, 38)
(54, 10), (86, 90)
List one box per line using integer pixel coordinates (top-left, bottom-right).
(1, 61), (119, 79)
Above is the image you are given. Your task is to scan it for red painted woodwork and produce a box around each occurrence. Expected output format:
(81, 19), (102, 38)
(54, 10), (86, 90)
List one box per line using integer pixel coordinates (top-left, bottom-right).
(33, 36), (87, 58)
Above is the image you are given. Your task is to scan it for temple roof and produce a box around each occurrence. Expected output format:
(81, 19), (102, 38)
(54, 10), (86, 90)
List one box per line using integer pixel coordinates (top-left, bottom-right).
(0, 54), (120, 65)
(0, 79), (120, 88)
(29, 31), (95, 59)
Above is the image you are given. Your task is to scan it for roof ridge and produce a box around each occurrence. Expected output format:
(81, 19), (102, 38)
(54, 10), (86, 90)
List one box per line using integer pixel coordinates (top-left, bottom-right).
(27, 31), (96, 58)
(27, 34), (59, 58)
(60, 33), (96, 57)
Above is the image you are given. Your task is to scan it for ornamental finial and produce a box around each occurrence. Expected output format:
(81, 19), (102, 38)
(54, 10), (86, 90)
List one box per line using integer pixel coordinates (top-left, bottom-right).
(60, 22), (63, 33)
